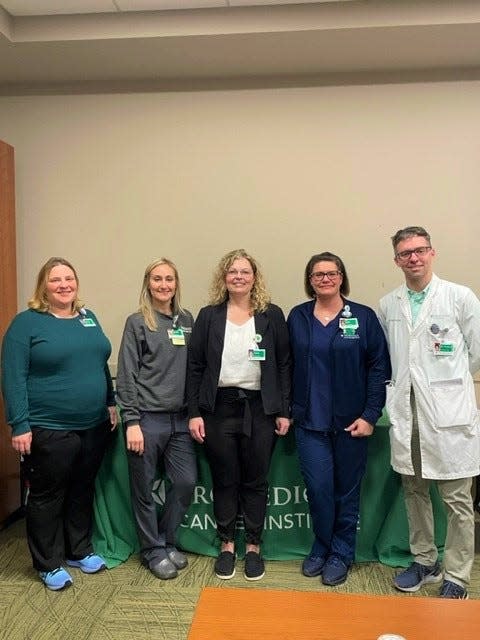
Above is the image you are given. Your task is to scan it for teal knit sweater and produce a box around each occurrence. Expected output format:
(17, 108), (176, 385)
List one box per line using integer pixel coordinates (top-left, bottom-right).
(1, 309), (114, 436)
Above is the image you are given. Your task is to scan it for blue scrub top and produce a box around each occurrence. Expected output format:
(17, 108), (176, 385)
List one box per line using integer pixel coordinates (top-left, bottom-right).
(302, 312), (339, 431)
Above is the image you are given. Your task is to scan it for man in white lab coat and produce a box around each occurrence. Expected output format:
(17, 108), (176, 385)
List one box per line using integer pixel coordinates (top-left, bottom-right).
(378, 226), (480, 599)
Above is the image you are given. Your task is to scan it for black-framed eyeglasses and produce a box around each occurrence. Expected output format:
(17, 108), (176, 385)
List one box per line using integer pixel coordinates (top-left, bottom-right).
(310, 270), (342, 281)
(395, 246), (432, 262)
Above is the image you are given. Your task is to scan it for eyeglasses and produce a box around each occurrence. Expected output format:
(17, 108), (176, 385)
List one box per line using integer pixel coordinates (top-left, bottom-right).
(226, 269), (253, 278)
(395, 246), (432, 262)
(310, 270), (342, 281)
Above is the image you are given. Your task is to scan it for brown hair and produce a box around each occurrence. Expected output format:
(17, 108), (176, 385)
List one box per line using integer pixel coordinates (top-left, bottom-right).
(391, 226), (431, 252)
(304, 252), (350, 299)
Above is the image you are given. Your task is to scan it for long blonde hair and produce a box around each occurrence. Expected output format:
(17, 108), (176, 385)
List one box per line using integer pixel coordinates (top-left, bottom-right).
(28, 257), (83, 313)
(139, 258), (183, 331)
(209, 249), (270, 313)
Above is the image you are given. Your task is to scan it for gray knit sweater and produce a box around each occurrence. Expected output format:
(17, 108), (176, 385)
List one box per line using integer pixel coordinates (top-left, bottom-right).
(116, 309), (194, 426)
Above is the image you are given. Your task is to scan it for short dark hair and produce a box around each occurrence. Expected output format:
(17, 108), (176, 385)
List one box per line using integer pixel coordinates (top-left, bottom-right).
(391, 226), (431, 251)
(304, 252), (350, 299)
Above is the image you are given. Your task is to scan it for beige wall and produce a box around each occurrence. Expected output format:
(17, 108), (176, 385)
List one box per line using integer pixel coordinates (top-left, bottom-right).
(0, 80), (479, 368)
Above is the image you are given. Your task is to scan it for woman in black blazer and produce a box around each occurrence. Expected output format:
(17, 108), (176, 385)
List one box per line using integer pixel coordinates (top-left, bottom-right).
(188, 249), (291, 581)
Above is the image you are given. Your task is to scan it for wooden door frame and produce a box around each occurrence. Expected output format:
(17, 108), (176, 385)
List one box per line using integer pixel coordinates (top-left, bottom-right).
(0, 139), (20, 525)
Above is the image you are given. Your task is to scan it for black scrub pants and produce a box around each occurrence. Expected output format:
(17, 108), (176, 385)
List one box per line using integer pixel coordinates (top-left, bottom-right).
(26, 421), (111, 572)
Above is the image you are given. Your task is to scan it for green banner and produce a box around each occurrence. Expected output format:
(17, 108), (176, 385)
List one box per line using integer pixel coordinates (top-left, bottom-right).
(93, 415), (447, 569)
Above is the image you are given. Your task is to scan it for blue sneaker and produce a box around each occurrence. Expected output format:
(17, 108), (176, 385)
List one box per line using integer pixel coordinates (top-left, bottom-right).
(394, 561), (442, 592)
(39, 567), (73, 591)
(66, 553), (106, 574)
(302, 554), (325, 577)
(440, 579), (468, 599)
(322, 555), (349, 586)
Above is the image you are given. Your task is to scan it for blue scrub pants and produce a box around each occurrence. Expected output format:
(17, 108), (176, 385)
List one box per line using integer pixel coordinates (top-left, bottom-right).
(295, 426), (368, 565)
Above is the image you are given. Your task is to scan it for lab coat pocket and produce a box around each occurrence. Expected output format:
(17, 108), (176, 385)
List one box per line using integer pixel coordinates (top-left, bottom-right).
(429, 378), (473, 427)
(385, 383), (398, 426)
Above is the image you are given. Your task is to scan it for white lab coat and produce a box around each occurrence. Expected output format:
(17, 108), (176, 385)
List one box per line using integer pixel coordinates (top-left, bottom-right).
(378, 274), (480, 480)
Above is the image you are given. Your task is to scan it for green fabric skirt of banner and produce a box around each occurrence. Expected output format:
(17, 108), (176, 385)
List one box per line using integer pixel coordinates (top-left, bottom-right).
(93, 413), (447, 568)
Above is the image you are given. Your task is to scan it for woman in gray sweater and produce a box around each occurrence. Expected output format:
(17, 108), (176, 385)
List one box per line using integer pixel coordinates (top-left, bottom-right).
(116, 258), (196, 580)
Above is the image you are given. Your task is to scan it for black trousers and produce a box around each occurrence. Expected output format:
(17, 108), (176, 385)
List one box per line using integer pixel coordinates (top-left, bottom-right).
(127, 411), (197, 568)
(26, 422), (110, 572)
(203, 389), (277, 545)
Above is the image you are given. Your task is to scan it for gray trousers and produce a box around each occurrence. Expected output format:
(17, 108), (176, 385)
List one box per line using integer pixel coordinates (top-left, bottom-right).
(127, 411), (197, 568)
(401, 396), (474, 587)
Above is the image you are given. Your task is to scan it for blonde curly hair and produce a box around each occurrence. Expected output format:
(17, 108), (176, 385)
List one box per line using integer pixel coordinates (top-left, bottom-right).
(209, 249), (270, 313)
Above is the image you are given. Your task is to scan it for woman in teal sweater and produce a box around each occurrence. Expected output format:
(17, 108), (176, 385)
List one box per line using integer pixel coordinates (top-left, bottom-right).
(1, 257), (117, 591)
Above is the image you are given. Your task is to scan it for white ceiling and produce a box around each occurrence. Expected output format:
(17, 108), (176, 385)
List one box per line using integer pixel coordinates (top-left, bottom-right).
(1, 0), (354, 16)
(1, 0), (480, 94)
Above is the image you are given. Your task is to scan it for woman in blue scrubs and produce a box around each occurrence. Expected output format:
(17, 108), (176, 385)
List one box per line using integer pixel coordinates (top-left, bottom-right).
(287, 252), (390, 586)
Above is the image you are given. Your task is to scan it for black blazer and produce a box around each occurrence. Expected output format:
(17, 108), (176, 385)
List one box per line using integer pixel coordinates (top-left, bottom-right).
(187, 301), (291, 419)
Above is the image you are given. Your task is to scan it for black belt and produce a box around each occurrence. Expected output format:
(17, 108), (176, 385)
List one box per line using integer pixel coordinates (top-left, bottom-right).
(216, 387), (261, 437)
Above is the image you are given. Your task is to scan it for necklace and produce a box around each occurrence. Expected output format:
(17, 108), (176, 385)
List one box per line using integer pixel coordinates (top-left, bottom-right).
(315, 303), (341, 322)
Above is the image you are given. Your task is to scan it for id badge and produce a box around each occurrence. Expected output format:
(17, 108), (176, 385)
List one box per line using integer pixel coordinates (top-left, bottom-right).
(248, 348), (266, 361)
(339, 317), (358, 330)
(168, 328), (185, 346)
(80, 318), (96, 327)
(339, 317), (359, 337)
(433, 342), (454, 355)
